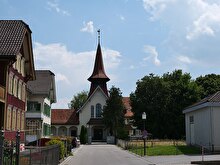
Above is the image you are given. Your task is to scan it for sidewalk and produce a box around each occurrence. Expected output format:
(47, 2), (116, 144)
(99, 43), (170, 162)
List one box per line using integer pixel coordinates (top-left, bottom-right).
(143, 154), (220, 164)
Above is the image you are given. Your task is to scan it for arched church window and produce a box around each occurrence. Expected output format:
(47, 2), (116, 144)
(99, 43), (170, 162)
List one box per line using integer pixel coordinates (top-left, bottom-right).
(96, 103), (102, 118)
(91, 105), (94, 118)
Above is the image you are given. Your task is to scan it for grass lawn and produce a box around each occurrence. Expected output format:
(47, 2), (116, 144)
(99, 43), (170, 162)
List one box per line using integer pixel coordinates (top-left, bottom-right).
(129, 145), (201, 156)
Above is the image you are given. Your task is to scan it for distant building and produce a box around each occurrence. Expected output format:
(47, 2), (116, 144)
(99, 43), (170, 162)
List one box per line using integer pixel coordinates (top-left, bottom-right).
(0, 20), (35, 142)
(51, 109), (79, 137)
(25, 70), (56, 143)
(183, 91), (220, 152)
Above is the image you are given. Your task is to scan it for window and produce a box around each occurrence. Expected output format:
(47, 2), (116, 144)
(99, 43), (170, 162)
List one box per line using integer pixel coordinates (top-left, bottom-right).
(96, 103), (102, 118)
(21, 84), (26, 102)
(12, 108), (16, 130)
(7, 107), (12, 130)
(91, 105), (94, 118)
(18, 81), (22, 100)
(44, 103), (51, 117)
(8, 74), (13, 94)
(13, 78), (18, 97)
(17, 110), (20, 130)
(26, 119), (41, 135)
(21, 57), (25, 76)
(21, 112), (25, 130)
(189, 116), (194, 124)
(27, 101), (41, 111)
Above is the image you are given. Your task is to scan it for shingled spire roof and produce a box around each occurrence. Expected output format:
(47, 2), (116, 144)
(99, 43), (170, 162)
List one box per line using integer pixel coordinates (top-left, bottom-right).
(88, 30), (110, 97)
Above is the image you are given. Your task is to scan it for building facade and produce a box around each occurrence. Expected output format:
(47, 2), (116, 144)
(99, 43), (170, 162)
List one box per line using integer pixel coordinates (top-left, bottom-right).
(0, 20), (35, 141)
(183, 91), (220, 152)
(25, 70), (56, 143)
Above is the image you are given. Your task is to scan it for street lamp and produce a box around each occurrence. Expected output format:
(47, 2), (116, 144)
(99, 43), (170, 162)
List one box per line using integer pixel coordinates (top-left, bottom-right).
(142, 112), (147, 156)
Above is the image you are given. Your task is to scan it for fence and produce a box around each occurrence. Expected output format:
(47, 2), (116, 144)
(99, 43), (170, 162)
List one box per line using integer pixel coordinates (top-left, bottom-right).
(1, 130), (60, 165)
(20, 145), (59, 165)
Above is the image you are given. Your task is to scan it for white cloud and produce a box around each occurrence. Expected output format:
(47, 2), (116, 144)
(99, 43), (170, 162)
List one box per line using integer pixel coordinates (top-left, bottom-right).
(143, 45), (161, 66)
(177, 55), (192, 64)
(34, 42), (121, 108)
(142, 0), (176, 20)
(186, 0), (220, 40)
(47, 1), (70, 16)
(80, 21), (94, 34)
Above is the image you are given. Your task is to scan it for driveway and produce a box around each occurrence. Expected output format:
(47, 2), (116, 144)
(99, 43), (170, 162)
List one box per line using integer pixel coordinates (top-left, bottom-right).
(60, 144), (154, 165)
(60, 144), (220, 165)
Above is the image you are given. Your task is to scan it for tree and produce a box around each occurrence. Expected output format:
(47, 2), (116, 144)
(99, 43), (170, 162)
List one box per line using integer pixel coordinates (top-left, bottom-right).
(70, 91), (88, 110)
(195, 74), (220, 98)
(79, 125), (87, 144)
(131, 70), (201, 139)
(102, 86), (125, 139)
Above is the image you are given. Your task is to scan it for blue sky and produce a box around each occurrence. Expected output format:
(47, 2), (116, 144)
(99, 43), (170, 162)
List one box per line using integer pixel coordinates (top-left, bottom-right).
(1, 0), (220, 108)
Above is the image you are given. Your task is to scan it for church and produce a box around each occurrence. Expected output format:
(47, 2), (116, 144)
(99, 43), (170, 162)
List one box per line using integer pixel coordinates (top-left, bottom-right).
(51, 31), (134, 142)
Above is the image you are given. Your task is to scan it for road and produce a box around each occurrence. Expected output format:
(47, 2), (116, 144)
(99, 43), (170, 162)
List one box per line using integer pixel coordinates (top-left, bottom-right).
(60, 144), (154, 165)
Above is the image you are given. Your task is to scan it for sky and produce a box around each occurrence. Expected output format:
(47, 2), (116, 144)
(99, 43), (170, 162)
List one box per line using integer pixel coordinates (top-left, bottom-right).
(1, 0), (220, 108)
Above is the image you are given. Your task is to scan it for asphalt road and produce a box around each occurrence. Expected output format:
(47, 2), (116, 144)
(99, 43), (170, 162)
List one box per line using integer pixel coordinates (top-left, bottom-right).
(60, 144), (154, 165)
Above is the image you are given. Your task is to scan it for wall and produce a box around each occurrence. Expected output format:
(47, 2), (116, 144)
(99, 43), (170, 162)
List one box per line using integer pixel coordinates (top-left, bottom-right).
(78, 88), (107, 136)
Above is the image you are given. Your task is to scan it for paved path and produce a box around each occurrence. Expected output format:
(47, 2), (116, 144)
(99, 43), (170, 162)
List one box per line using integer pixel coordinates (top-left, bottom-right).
(60, 144), (220, 165)
(60, 144), (154, 165)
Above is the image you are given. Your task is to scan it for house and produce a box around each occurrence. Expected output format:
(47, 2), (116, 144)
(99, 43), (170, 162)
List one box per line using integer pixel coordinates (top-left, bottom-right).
(0, 20), (35, 142)
(183, 91), (220, 152)
(25, 70), (56, 143)
(51, 109), (79, 137)
(122, 97), (135, 136)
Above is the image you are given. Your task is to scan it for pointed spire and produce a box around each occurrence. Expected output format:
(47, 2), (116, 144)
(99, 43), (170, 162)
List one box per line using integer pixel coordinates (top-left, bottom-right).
(97, 29), (100, 44)
(88, 30), (109, 82)
(88, 30), (110, 97)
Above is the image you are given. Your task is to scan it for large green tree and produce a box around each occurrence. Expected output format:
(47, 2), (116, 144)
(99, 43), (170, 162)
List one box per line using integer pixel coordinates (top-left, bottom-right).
(195, 74), (220, 98)
(130, 70), (201, 139)
(70, 91), (88, 110)
(102, 86), (125, 138)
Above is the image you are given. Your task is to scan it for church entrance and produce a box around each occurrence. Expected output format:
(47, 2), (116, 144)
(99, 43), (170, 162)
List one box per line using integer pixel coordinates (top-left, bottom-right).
(93, 128), (103, 141)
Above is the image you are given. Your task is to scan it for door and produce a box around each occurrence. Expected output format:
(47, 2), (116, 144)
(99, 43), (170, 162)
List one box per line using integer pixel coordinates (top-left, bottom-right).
(190, 123), (195, 145)
(93, 129), (103, 140)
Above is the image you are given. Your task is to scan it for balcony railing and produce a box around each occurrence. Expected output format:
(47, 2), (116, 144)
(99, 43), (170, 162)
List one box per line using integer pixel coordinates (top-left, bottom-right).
(0, 85), (5, 101)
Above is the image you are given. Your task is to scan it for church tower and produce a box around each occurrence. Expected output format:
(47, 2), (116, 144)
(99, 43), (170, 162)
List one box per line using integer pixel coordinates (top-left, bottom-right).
(88, 30), (110, 97)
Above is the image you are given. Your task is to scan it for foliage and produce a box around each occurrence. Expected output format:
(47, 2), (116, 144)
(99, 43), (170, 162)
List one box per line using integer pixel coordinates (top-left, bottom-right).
(117, 127), (129, 140)
(46, 139), (65, 159)
(131, 70), (201, 139)
(79, 125), (87, 144)
(70, 91), (88, 110)
(195, 74), (220, 98)
(102, 86), (125, 138)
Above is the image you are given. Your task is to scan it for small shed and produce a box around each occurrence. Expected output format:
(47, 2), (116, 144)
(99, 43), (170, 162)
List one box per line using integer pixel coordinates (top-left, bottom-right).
(183, 91), (220, 152)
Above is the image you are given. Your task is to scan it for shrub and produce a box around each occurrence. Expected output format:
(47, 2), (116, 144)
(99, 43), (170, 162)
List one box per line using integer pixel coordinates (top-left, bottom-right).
(80, 125), (87, 144)
(46, 139), (65, 159)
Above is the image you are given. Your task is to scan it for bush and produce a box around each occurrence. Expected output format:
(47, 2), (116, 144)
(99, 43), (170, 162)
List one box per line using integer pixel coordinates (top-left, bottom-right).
(80, 125), (87, 144)
(46, 139), (65, 159)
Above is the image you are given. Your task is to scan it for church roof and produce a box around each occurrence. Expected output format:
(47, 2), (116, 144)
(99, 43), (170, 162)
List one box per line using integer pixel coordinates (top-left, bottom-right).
(88, 43), (110, 81)
(51, 109), (79, 125)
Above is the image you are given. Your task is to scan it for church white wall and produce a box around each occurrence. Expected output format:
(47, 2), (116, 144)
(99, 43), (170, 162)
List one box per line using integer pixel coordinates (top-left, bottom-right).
(77, 88), (107, 136)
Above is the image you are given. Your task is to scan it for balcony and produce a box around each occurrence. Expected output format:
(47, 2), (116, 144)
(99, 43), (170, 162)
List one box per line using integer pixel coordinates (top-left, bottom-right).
(0, 85), (5, 102)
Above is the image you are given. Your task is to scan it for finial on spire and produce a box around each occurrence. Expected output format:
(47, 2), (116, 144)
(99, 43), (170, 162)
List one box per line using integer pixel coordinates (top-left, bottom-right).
(97, 29), (100, 44)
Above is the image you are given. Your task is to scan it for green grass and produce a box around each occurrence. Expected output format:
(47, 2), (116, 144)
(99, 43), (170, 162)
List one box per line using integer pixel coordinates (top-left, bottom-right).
(129, 145), (201, 156)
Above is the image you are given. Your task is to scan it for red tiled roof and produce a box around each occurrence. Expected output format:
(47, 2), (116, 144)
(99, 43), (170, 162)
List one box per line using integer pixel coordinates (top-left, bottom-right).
(122, 97), (133, 118)
(51, 109), (79, 125)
